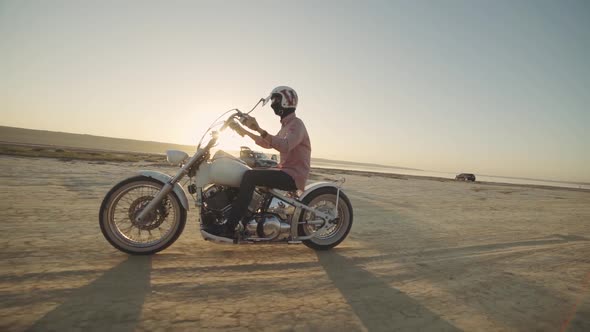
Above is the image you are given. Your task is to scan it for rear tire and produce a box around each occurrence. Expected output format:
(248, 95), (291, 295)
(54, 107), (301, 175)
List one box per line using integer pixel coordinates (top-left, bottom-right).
(298, 187), (353, 250)
(99, 176), (187, 255)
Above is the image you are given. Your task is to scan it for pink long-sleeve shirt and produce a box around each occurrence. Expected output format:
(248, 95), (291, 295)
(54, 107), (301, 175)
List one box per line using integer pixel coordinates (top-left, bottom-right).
(254, 113), (311, 190)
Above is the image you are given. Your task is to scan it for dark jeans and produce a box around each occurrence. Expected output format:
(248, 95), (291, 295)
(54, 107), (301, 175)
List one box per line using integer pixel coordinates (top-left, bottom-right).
(227, 169), (297, 227)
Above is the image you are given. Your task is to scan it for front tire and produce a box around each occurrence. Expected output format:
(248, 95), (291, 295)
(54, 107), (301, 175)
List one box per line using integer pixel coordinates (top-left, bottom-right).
(99, 176), (187, 255)
(298, 187), (353, 250)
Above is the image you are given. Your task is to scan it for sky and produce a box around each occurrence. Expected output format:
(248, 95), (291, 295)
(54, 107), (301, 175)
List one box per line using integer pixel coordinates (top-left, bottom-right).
(1, 0), (589, 182)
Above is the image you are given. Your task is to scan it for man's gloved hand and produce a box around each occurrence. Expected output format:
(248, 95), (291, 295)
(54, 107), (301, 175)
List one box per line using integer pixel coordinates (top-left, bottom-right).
(229, 120), (247, 137)
(241, 115), (261, 132)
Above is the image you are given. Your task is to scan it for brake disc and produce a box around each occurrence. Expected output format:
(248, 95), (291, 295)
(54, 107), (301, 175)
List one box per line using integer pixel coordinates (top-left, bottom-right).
(128, 196), (170, 230)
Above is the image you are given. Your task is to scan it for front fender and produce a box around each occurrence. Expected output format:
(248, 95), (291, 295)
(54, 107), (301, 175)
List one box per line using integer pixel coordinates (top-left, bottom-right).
(139, 170), (190, 210)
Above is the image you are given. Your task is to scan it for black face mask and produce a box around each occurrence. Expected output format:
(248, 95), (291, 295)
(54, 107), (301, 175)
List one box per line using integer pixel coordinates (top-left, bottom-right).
(271, 102), (283, 116)
(274, 107), (295, 119)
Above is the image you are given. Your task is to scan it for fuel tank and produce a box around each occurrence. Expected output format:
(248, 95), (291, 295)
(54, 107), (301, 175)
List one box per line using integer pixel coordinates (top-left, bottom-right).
(199, 150), (251, 187)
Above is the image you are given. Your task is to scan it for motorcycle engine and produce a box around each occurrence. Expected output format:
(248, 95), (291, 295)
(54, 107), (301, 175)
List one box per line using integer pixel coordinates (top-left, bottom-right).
(200, 185), (238, 228)
(245, 214), (291, 240)
(200, 186), (292, 241)
(203, 185), (238, 212)
(244, 196), (294, 240)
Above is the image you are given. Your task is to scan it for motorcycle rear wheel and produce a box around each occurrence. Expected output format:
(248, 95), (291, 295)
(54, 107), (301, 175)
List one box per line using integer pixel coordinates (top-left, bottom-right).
(99, 176), (187, 255)
(298, 187), (353, 250)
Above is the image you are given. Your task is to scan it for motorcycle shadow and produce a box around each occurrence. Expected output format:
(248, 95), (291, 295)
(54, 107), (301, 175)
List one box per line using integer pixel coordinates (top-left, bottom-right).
(26, 256), (151, 332)
(316, 250), (461, 332)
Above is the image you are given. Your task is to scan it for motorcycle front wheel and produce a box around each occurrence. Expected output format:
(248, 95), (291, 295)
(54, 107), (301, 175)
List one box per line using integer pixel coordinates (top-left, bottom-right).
(298, 187), (353, 250)
(99, 176), (187, 255)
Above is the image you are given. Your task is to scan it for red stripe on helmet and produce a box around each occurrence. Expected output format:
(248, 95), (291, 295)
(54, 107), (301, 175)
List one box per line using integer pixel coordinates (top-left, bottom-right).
(280, 89), (297, 107)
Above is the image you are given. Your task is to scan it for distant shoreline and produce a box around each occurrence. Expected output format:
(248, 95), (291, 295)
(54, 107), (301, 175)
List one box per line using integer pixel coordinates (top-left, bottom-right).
(1, 142), (587, 193)
(311, 167), (589, 192)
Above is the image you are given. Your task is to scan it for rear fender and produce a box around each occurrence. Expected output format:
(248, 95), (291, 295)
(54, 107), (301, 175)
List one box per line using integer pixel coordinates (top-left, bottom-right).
(299, 181), (341, 201)
(139, 171), (190, 210)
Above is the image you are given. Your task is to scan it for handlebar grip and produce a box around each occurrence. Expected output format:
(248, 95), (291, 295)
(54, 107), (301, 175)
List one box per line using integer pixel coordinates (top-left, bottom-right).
(238, 114), (251, 124)
(221, 113), (239, 131)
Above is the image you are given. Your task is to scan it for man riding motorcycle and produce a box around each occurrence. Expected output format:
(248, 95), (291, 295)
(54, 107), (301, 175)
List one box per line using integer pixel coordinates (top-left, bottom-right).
(203, 86), (312, 239)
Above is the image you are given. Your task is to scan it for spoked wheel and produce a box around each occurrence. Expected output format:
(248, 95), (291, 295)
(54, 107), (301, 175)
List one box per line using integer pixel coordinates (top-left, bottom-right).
(99, 176), (186, 255)
(298, 187), (353, 250)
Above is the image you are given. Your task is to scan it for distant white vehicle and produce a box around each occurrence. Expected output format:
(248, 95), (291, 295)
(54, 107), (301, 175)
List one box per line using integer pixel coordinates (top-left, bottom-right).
(456, 173), (476, 182)
(239, 146), (278, 168)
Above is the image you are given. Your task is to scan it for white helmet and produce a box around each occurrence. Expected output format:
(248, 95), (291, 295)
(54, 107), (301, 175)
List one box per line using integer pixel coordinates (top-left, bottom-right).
(269, 86), (298, 112)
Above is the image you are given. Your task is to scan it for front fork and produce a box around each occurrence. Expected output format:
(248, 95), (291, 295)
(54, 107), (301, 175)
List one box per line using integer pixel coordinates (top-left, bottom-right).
(135, 150), (203, 223)
(135, 182), (176, 223)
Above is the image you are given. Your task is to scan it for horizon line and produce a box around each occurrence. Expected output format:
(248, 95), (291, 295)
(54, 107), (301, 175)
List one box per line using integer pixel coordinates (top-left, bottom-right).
(1, 124), (588, 185)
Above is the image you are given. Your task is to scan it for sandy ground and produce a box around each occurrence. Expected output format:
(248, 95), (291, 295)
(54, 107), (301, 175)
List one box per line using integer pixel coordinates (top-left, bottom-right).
(0, 155), (589, 332)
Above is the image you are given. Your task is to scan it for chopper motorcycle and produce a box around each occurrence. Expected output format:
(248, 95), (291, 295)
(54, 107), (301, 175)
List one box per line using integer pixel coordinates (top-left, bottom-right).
(99, 98), (353, 255)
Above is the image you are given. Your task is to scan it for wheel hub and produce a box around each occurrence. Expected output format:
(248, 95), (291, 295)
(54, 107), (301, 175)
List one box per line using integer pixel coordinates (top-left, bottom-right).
(128, 196), (169, 230)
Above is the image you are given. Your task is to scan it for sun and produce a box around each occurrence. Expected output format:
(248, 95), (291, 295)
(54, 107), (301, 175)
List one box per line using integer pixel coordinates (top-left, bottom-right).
(213, 130), (250, 156)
